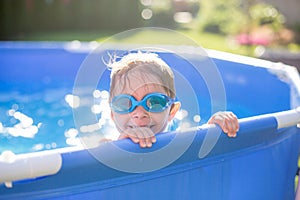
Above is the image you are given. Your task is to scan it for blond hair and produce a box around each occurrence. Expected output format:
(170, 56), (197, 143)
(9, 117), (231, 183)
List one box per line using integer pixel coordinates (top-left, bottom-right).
(108, 52), (176, 101)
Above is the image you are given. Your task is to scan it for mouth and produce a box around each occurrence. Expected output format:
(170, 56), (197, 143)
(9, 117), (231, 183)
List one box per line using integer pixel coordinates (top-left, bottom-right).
(127, 124), (155, 129)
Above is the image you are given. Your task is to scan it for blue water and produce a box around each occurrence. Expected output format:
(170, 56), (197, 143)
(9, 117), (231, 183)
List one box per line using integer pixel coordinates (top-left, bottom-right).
(0, 64), (259, 155)
(0, 83), (200, 154)
(0, 85), (76, 153)
(0, 45), (289, 155)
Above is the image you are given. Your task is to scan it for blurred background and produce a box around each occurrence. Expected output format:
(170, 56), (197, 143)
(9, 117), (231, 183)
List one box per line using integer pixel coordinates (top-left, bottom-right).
(1, 0), (300, 70)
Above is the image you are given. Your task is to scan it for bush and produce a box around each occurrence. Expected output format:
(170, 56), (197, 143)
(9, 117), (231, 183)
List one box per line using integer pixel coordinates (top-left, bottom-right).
(196, 0), (248, 35)
(248, 3), (285, 32)
(195, 1), (287, 37)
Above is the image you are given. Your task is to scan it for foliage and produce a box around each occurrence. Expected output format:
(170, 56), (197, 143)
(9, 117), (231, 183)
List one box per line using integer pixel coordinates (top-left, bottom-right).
(195, 0), (248, 35)
(248, 3), (285, 32)
(194, 0), (287, 37)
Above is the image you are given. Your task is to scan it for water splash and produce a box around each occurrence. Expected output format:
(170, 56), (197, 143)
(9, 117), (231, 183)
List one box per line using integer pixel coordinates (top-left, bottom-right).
(0, 110), (39, 138)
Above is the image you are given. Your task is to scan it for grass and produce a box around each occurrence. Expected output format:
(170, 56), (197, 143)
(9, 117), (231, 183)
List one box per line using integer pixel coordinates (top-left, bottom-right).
(180, 30), (255, 55)
(12, 29), (257, 57)
(13, 30), (115, 42)
(7, 26), (300, 58)
(97, 29), (257, 57)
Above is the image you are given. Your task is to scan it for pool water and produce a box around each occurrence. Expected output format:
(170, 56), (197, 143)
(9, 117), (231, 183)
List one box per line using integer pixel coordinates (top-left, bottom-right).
(0, 45), (215, 154)
(0, 42), (295, 155)
(0, 85), (80, 153)
(0, 83), (199, 154)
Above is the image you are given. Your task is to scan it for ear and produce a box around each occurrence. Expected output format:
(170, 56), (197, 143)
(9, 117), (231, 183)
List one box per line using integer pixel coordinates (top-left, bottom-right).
(168, 102), (181, 121)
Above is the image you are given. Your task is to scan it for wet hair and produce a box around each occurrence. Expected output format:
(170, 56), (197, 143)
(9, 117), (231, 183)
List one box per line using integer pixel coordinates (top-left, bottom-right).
(108, 52), (176, 102)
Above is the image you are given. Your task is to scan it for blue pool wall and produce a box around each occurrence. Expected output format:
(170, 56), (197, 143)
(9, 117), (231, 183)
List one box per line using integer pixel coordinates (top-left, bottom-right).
(0, 42), (300, 200)
(0, 42), (296, 120)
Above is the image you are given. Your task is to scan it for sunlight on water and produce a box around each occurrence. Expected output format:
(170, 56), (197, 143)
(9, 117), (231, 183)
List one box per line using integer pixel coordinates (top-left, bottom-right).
(63, 89), (119, 147)
(193, 115), (201, 123)
(65, 128), (81, 146)
(175, 109), (188, 120)
(0, 86), (197, 154)
(0, 110), (40, 138)
(65, 94), (80, 108)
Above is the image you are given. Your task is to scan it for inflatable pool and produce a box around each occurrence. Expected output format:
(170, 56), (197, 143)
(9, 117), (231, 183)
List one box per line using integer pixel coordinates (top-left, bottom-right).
(0, 42), (300, 200)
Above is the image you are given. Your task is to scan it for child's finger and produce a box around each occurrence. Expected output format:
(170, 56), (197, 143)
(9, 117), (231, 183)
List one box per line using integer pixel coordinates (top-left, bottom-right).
(147, 131), (156, 147)
(225, 113), (239, 137)
(227, 112), (239, 133)
(128, 128), (146, 147)
(119, 130), (140, 143)
(139, 127), (156, 148)
(125, 127), (155, 148)
(208, 111), (239, 137)
(208, 114), (227, 131)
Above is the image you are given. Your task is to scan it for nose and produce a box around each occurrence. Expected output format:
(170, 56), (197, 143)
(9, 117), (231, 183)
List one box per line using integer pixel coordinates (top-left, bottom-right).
(131, 106), (150, 126)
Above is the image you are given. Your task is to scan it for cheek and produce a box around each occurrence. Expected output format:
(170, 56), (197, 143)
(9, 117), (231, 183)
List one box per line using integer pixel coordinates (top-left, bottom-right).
(150, 109), (171, 125)
(149, 111), (170, 133)
(111, 113), (129, 128)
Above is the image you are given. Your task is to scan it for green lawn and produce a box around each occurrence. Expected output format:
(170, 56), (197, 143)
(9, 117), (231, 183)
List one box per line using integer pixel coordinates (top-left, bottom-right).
(181, 30), (256, 56)
(10, 28), (300, 58)
(97, 29), (256, 57)
(16, 31), (114, 42)
(15, 29), (256, 57)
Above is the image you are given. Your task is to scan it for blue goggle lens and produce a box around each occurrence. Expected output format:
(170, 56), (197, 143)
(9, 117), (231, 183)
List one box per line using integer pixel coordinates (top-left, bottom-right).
(111, 93), (175, 114)
(111, 96), (132, 113)
(146, 95), (167, 111)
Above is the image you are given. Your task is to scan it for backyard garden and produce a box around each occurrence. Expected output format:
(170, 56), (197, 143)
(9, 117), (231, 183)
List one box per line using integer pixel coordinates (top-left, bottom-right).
(1, 0), (300, 198)
(1, 0), (300, 60)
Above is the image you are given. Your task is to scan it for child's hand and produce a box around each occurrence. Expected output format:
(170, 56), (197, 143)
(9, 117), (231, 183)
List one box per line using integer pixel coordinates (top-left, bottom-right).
(118, 127), (157, 148)
(207, 111), (239, 137)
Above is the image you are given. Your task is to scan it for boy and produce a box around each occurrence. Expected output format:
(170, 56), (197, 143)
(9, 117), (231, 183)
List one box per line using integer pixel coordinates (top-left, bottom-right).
(109, 52), (239, 148)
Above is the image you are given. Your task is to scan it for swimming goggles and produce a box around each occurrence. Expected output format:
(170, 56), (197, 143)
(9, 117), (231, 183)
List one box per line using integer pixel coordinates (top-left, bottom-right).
(110, 92), (176, 114)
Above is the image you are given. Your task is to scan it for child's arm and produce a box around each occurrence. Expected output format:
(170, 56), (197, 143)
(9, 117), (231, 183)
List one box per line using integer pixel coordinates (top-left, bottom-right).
(207, 111), (239, 137)
(118, 127), (156, 148)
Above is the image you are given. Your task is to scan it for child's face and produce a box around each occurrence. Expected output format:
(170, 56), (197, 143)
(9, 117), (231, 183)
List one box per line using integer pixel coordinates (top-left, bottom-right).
(110, 72), (179, 134)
